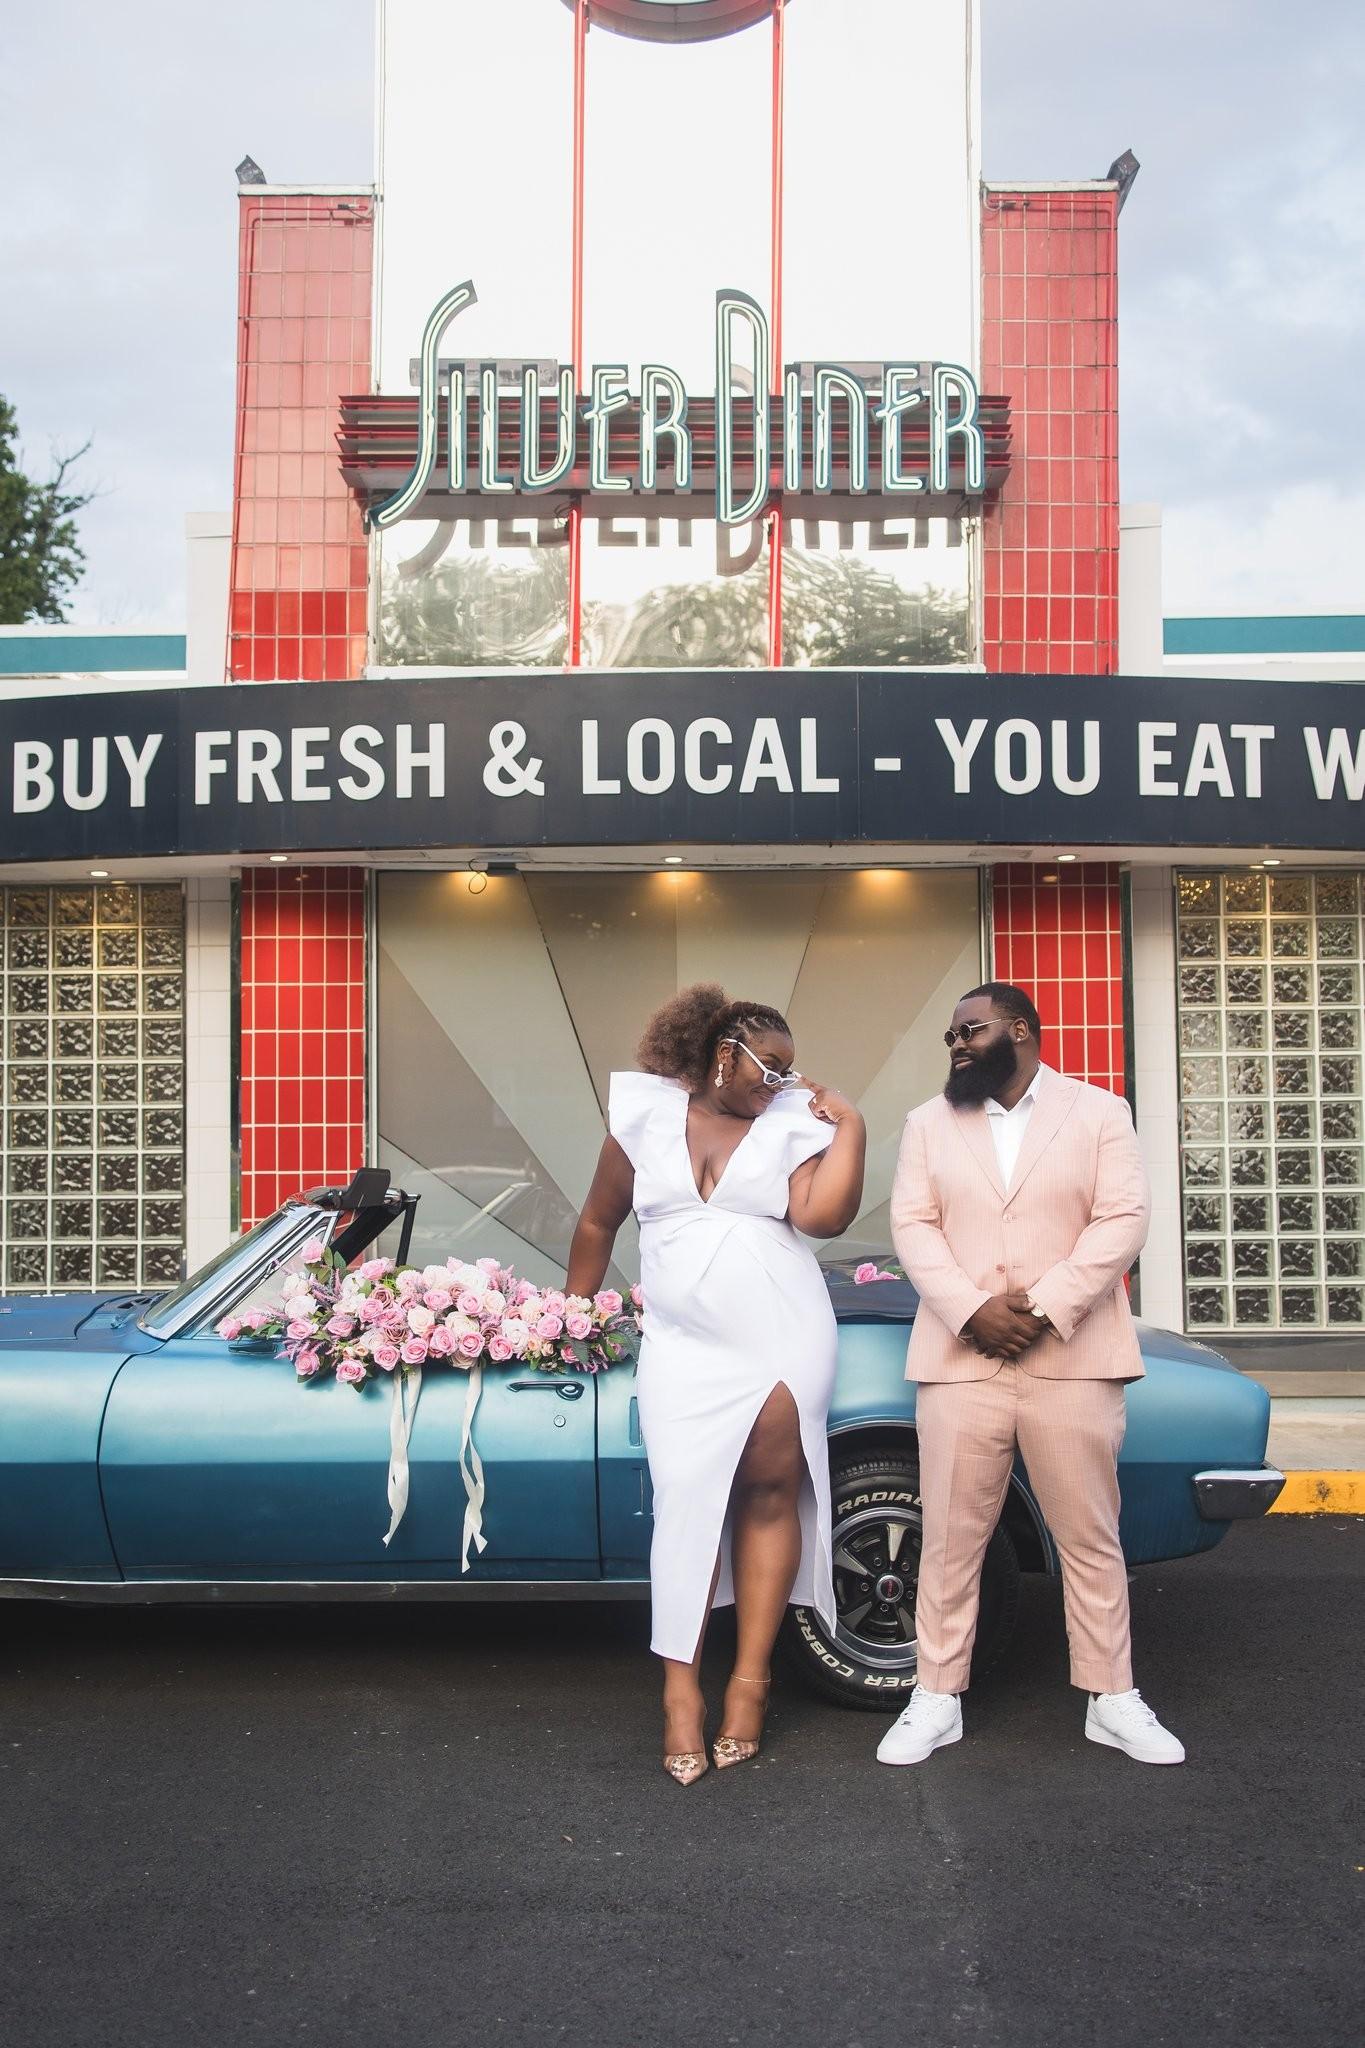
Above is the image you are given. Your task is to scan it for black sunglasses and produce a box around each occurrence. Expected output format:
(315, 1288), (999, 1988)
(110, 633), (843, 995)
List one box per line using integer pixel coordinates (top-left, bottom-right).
(943, 1019), (1000, 1050)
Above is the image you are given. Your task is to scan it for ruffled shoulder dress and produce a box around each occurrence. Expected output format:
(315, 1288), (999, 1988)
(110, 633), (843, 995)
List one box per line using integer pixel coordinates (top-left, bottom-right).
(609, 1070), (839, 1662)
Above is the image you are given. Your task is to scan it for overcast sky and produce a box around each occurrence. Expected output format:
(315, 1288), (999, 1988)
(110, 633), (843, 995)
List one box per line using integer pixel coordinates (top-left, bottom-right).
(2, 0), (1362, 628)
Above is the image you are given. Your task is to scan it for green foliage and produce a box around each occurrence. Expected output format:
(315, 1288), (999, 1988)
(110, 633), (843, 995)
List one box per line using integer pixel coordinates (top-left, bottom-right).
(0, 396), (93, 623)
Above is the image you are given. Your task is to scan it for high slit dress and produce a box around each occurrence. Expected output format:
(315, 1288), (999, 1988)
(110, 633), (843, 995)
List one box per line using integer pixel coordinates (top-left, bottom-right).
(609, 1071), (839, 1662)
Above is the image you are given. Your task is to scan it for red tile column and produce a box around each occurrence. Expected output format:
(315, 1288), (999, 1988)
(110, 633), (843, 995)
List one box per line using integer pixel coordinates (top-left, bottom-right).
(229, 191), (373, 686)
(981, 184), (1119, 678)
(991, 863), (1125, 1095)
(981, 185), (1125, 1092)
(229, 191), (374, 1226)
(239, 868), (368, 1227)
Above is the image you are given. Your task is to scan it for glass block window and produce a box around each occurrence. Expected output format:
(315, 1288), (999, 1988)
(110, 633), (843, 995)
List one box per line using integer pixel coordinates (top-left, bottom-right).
(0, 885), (185, 1292)
(1176, 871), (1365, 1330)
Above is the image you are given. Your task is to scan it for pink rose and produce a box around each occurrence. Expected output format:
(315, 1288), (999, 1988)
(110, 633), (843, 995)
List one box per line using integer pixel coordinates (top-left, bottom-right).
(242, 1307), (271, 1331)
(286, 1319), (314, 1341)
(372, 1343), (401, 1373)
(424, 1287), (453, 1313)
(853, 1262), (896, 1284)
(536, 1314), (564, 1341)
(369, 1284), (394, 1310)
(501, 1316), (529, 1353)
(216, 1315), (244, 1340)
(325, 1314), (356, 1337)
(300, 1237), (327, 1264)
(456, 1289), (484, 1318)
(426, 1325), (455, 1356)
(481, 1289), (507, 1317)
(384, 1310), (410, 1338)
(358, 1257), (392, 1282)
(284, 1292), (313, 1322)
(477, 1256), (502, 1277)
(594, 1289), (623, 1317)
(630, 1284), (644, 1309)
(335, 1358), (366, 1385)
(455, 1328), (484, 1361)
(400, 1337), (429, 1366)
(514, 1279), (537, 1306)
(396, 1270), (421, 1296)
(542, 1290), (567, 1317)
(407, 1304), (436, 1336)
(564, 1311), (593, 1341)
(486, 1334), (514, 1362)
(295, 1348), (321, 1379)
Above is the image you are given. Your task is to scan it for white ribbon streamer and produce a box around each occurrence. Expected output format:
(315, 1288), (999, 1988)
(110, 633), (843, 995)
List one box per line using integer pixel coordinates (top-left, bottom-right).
(459, 1362), (487, 1573)
(381, 1364), (423, 1548)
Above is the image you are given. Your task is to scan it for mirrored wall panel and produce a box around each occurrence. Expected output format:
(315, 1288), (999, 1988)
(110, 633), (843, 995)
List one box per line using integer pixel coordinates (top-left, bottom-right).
(375, 867), (983, 1286)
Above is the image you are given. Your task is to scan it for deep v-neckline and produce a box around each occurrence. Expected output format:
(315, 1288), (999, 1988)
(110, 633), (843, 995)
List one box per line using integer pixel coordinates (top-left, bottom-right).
(684, 1097), (759, 1205)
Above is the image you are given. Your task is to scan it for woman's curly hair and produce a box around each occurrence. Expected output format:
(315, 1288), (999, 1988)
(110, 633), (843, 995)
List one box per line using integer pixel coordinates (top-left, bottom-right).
(636, 983), (792, 1092)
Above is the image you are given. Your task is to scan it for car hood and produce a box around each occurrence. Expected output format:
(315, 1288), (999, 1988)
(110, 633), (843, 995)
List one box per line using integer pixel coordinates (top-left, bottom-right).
(0, 1291), (156, 1346)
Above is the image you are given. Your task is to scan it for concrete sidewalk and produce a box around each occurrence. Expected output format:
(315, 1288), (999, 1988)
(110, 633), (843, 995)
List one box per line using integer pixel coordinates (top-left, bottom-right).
(1250, 1373), (1365, 1513)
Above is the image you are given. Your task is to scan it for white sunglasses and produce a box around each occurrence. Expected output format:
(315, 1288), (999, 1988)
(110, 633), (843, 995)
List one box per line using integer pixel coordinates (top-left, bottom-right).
(721, 1038), (802, 1089)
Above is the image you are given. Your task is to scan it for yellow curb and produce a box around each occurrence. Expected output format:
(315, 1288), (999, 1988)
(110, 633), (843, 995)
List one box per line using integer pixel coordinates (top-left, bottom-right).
(1268, 1471), (1365, 1515)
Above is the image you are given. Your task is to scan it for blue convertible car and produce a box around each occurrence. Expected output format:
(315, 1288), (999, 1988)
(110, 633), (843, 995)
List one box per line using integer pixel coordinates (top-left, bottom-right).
(0, 1175), (1284, 1707)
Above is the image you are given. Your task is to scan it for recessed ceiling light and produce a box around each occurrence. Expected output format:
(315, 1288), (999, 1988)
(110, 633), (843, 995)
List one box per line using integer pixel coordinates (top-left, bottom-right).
(663, 855), (683, 865)
(89, 869), (109, 878)
(269, 854), (289, 864)
(1056, 853), (1077, 863)
(1261, 858), (1281, 867)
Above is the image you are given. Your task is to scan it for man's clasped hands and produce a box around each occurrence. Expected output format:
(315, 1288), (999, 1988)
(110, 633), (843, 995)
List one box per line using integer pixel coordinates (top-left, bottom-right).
(963, 1292), (1053, 1361)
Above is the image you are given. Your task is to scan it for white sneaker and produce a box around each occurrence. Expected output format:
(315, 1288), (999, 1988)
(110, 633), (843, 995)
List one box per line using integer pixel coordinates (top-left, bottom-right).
(1086, 1689), (1185, 1765)
(876, 1686), (962, 1766)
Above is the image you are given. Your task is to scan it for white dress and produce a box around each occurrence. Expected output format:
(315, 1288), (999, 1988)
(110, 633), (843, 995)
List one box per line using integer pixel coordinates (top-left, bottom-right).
(609, 1071), (839, 1662)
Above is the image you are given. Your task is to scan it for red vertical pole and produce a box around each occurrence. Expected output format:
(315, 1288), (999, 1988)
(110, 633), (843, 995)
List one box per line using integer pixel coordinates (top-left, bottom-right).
(766, 0), (786, 670)
(566, 0), (588, 668)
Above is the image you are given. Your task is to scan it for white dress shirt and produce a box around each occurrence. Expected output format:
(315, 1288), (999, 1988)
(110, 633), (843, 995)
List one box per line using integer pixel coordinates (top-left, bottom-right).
(984, 1071), (1041, 1190)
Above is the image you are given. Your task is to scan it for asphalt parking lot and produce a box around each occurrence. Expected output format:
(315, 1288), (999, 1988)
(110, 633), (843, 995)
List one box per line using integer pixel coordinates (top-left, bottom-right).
(2, 1517), (1361, 2048)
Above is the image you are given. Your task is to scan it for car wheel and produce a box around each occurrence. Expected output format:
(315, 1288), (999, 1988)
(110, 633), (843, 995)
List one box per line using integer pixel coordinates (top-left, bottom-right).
(781, 1444), (1020, 1711)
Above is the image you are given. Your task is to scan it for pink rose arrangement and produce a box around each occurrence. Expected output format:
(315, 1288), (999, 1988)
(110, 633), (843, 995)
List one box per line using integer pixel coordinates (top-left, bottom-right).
(218, 1248), (642, 1390)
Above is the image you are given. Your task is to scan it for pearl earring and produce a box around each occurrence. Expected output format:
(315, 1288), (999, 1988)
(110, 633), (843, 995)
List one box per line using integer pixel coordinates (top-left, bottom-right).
(715, 1061), (724, 1086)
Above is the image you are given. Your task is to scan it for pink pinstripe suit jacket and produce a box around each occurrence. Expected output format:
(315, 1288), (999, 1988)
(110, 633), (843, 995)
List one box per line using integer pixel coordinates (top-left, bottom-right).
(889, 1064), (1151, 1383)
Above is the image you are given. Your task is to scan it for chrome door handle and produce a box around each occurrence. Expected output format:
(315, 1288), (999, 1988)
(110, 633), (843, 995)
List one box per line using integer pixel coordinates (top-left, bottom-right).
(508, 1379), (585, 1401)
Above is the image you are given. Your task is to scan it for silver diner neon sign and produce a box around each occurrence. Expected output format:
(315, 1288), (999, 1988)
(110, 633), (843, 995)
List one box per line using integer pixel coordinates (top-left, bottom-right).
(370, 281), (986, 530)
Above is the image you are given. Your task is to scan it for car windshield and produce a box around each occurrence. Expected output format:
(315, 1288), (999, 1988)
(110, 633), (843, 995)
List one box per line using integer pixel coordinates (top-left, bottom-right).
(138, 1203), (335, 1339)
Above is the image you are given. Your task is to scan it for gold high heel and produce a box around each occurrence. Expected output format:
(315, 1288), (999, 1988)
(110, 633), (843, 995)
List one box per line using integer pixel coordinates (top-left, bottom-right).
(662, 1700), (709, 1785)
(713, 1675), (770, 1769)
(662, 1749), (709, 1786)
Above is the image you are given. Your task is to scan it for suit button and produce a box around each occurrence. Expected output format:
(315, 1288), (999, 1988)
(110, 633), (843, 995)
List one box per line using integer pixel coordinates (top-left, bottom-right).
(996, 1264), (1005, 1274)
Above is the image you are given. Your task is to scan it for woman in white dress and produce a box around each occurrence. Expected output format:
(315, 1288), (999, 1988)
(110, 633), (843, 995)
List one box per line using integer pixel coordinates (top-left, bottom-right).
(567, 984), (866, 1784)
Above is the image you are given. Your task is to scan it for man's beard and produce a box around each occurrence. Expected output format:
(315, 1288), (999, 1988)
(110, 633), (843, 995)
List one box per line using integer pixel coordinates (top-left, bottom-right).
(944, 1033), (1020, 1105)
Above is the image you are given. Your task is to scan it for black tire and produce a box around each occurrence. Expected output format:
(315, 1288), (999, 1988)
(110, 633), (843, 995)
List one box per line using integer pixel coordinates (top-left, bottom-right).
(781, 1443), (1020, 1711)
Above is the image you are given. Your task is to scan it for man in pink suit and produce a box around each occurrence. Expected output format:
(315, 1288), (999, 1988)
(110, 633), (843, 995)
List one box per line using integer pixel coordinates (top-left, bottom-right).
(877, 981), (1185, 1768)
